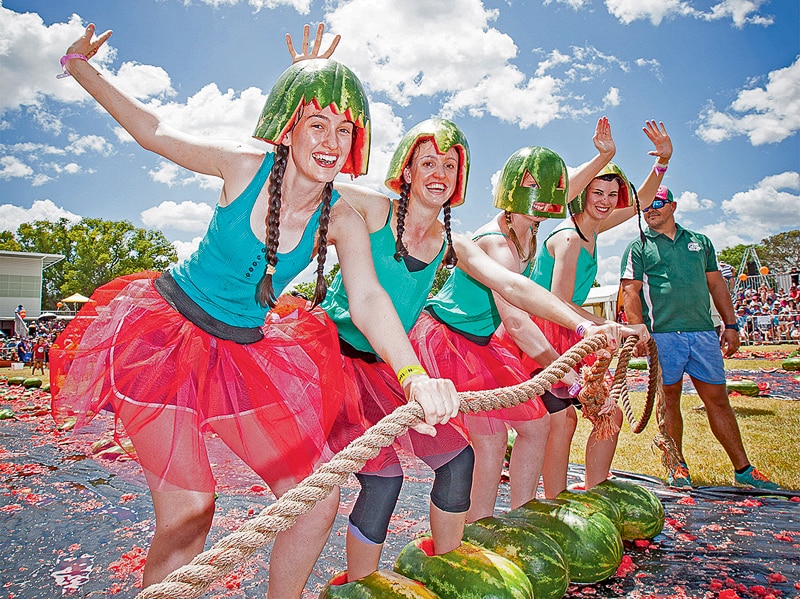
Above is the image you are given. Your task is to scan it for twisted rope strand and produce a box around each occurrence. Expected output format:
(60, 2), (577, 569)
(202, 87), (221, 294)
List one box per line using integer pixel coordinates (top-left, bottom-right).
(136, 334), (607, 599)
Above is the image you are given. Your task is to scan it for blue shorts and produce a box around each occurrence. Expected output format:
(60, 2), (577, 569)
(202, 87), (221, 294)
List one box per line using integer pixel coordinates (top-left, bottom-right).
(651, 330), (725, 386)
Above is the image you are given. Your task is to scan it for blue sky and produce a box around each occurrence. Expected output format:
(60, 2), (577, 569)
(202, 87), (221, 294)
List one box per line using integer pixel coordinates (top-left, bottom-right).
(1, 0), (798, 287)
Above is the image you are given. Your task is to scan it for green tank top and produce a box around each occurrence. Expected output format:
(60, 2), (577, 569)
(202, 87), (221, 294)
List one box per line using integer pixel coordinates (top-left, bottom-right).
(530, 225), (597, 305)
(425, 232), (534, 338)
(321, 203), (445, 354)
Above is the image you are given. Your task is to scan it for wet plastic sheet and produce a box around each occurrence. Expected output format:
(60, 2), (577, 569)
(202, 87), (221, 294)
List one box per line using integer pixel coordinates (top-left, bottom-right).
(1, 384), (798, 598)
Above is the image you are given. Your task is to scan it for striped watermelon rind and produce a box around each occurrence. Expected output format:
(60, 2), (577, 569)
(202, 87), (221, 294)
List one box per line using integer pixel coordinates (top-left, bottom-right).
(556, 489), (624, 533)
(493, 146), (568, 219)
(23, 377), (42, 388)
(725, 379), (759, 396)
(7, 376), (26, 386)
(782, 356), (800, 371)
(501, 498), (623, 584)
(319, 569), (441, 598)
(394, 537), (533, 599)
(590, 479), (665, 540)
(463, 517), (569, 599)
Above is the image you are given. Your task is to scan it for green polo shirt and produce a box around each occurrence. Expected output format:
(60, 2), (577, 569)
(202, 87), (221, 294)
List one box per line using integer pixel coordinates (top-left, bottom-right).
(619, 224), (718, 333)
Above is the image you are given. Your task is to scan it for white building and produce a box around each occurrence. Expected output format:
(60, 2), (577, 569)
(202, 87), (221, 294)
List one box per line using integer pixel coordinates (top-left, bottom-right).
(1, 250), (64, 336)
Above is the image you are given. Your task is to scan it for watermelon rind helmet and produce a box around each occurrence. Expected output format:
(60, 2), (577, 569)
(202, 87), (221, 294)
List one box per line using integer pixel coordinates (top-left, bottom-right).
(385, 118), (470, 207)
(569, 162), (632, 215)
(253, 58), (370, 176)
(493, 146), (568, 219)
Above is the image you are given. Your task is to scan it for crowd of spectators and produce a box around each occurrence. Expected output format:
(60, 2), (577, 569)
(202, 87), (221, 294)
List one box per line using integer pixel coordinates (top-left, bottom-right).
(732, 283), (800, 344)
(1, 318), (68, 366)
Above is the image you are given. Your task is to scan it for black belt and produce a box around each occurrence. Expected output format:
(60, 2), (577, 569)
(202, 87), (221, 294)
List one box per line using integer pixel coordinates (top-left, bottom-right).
(154, 271), (264, 344)
(338, 337), (382, 364)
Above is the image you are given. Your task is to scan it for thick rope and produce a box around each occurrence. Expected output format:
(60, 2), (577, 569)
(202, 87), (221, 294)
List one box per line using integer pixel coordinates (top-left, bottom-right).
(136, 334), (606, 599)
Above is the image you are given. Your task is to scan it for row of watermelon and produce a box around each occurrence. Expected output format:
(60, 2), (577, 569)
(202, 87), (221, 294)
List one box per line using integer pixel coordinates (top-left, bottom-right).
(4, 376), (48, 391)
(629, 355), (800, 375)
(321, 479), (664, 598)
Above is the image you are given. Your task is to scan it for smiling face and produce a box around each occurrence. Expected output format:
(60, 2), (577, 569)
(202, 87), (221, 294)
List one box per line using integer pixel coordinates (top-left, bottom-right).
(643, 198), (676, 230)
(403, 140), (460, 208)
(584, 177), (622, 221)
(282, 104), (355, 184)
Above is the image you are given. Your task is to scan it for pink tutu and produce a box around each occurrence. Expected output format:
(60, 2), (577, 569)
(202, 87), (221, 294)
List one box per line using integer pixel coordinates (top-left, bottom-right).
(50, 273), (348, 492)
(496, 316), (597, 392)
(326, 353), (469, 476)
(408, 312), (546, 436)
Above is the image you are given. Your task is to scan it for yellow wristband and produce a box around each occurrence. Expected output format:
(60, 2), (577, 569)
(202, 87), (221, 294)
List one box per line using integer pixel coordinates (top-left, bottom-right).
(397, 365), (427, 386)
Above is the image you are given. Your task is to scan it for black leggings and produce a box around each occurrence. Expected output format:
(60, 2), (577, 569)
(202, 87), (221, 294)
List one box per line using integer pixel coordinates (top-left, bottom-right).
(348, 445), (475, 544)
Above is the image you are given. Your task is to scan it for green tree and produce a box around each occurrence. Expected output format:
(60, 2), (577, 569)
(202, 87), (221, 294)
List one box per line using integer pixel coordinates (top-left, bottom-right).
(5, 218), (177, 308)
(0, 230), (23, 250)
(291, 263), (340, 300)
(759, 230), (800, 273)
(717, 243), (758, 275)
(430, 266), (452, 296)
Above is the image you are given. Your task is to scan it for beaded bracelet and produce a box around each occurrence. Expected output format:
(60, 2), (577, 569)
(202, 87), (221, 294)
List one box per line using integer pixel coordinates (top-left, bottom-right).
(397, 364), (427, 386)
(57, 53), (88, 79)
(653, 161), (669, 176)
(575, 320), (594, 339)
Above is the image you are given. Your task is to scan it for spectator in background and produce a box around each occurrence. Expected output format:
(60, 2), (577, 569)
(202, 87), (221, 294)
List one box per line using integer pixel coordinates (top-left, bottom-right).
(14, 305), (27, 338)
(620, 185), (779, 490)
(719, 261), (734, 290)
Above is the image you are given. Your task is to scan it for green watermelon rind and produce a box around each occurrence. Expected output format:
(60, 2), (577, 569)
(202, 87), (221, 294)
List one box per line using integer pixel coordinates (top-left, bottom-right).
(23, 378), (42, 388)
(7, 376), (26, 386)
(782, 356), (800, 371)
(590, 479), (665, 540)
(725, 379), (759, 397)
(493, 146), (568, 219)
(556, 489), (624, 533)
(319, 569), (441, 598)
(463, 517), (569, 599)
(501, 499), (623, 584)
(627, 357), (648, 370)
(394, 538), (533, 599)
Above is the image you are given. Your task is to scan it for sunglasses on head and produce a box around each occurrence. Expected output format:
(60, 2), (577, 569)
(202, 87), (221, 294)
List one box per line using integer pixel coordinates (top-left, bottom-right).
(643, 198), (673, 212)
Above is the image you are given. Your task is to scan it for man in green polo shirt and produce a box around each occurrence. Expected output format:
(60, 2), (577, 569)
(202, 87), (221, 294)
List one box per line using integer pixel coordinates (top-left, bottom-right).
(619, 186), (778, 491)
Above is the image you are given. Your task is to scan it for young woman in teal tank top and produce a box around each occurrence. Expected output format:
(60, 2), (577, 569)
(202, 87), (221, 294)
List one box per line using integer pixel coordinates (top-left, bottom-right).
(324, 119), (638, 586)
(49, 25), (462, 595)
(500, 119), (672, 499)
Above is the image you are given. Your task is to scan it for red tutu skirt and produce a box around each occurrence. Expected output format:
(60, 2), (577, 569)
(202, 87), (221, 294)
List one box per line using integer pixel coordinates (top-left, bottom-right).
(50, 273), (347, 492)
(326, 353), (469, 476)
(496, 316), (597, 393)
(408, 312), (546, 436)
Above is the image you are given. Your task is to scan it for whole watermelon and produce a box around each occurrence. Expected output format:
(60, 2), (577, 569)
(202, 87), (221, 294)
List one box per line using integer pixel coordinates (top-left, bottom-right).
(557, 489), (624, 532)
(725, 379), (759, 396)
(502, 498), (622, 584)
(782, 355), (800, 371)
(319, 569), (440, 598)
(590, 479), (664, 540)
(394, 537), (533, 599)
(7, 376), (26, 386)
(627, 357), (648, 370)
(23, 378), (42, 388)
(463, 517), (569, 599)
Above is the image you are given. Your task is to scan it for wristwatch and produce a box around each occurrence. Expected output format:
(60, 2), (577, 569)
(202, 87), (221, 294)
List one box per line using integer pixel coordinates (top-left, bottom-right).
(724, 323), (740, 331)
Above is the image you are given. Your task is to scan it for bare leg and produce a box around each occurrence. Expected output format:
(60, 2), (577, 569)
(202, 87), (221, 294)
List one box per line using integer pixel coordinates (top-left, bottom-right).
(465, 431), (507, 522)
(542, 407), (577, 499)
(508, 415), (550, 509)
(269, 480), (340, 598)
(430, 502), (465, 554)
(145, 490), (215, 586)
(690, 377), (750, 470)
(662, 380), (685, 457)
(584, 405), (623, 490)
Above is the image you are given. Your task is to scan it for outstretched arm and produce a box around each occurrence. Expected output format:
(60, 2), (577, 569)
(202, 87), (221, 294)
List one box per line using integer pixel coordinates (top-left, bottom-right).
(59, 24), (257, 192)
(567, 116), (616, 202)
(598, 120), (672, 233)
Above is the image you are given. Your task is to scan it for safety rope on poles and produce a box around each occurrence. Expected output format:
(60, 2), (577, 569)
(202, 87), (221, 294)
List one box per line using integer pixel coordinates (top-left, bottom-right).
(135, 334), (607, 599)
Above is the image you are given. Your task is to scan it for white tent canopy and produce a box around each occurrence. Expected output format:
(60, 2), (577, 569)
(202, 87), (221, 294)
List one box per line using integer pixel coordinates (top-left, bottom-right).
(582, 284), (619, 321)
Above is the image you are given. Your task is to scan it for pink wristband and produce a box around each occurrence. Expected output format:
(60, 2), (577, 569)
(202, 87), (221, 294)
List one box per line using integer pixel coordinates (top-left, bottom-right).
(568, 382), (583, 397)
(57, 53), (88, 79)
(653, 162), (668, 175)
(575, 320), (594, 338)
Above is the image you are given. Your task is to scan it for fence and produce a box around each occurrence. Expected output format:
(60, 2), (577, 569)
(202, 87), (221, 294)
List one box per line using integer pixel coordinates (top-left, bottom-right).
(736, 312), (800, 345)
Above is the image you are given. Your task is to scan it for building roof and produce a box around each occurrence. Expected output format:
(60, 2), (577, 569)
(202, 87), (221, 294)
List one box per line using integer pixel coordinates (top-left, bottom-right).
(0, 250), (64, 269)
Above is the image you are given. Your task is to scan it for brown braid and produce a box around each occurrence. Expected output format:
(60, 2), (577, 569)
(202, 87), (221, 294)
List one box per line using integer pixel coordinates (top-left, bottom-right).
(442, 201), (458, 268)
(311, 182), (334, 307)
(257, 144), (288, 308)
(393, 180), (411, 261)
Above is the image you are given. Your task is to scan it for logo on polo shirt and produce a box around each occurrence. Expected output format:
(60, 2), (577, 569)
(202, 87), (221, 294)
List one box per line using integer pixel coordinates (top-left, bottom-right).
(687, 242), (702, 252)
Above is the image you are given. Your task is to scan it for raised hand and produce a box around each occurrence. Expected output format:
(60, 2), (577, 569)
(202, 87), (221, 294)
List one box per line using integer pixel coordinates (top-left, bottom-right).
(592, 116), (616, 159)
(67, 23), (112, 61)
(285, 23), (340, 63)
(643, 120), (672, 162)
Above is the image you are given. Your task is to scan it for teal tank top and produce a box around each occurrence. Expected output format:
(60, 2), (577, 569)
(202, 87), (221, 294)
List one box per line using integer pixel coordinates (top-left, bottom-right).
(170, 152), (340, 327)
(530, 225), (597, 305)
(321, 203), (445, 354)
(425, 232), (534, 337)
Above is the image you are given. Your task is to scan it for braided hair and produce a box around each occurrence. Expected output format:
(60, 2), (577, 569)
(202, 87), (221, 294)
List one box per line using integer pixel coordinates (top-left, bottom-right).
(310, 181), (334, 307)
(442, 201), (458, 269)
(256, 143), (289, 308)
(393, 180), (411, 261)
(631, 182), (646, 247)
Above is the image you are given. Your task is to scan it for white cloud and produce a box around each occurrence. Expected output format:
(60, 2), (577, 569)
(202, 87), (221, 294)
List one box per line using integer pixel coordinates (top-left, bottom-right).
(172, 237), (203, 264)
(140, 201), (215, 233)
(544, 0), (590, 9)
(701, 0), (774, 28)
(698, 171), (800, 248)
(0, 199), (81, 232)
(696, 58), (800, 146)
(0, 156), (34, 180)
(66, 134), (114, 156)
(193, 0), (312, 13)
(597, 253), (623, 285)
(603, 87), (621, 107)
(604, 0), (698, 25)
(673, 190), (714, 212)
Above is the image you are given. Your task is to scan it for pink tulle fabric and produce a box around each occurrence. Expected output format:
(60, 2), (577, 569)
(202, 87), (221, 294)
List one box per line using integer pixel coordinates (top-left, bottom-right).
(408, 312), (546, 436)
(326, 353), (469, 475)
(50, 273), (347, 492)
